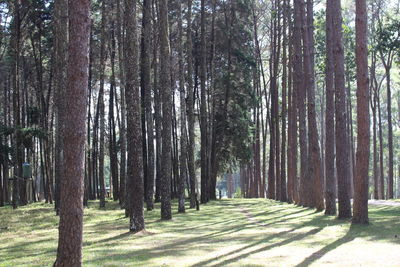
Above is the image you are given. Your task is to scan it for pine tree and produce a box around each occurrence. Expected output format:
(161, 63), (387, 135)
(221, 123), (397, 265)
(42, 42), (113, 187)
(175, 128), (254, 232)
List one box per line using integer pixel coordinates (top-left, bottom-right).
(54, 0), (90, 264)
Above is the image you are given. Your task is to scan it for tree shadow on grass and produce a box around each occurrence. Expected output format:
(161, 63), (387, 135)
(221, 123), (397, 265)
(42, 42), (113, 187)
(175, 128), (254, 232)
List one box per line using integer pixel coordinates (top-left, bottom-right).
(295, 223), (364, 267)
(191, 216), (326, 267)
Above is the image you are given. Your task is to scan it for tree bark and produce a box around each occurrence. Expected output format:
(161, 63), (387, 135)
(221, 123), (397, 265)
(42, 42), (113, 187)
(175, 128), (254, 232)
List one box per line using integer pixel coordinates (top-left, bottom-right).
(200, 0), (209, 204)
(54, 0), (68, 215)
(142, 0), (155, 211)
(109, 0), (119, 202)
(177, 0), (186, 213)
(186, 0), (197, 209)
(98, 0), (107, 208)
(159, 0), (172, 220)
(293, 0), (307, 206)
(324, 0), (336, 215)
(353, 0), (369, 224)
(304, 0), (324, 211)
(333, 0), (352, 218)
(54, 0), (90, 264)
(117, 0), (127, 208)
(125, 0), (145, 231)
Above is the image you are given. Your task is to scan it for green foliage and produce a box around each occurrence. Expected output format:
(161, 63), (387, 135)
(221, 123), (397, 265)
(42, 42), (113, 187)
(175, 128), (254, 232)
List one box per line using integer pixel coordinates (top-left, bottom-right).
(0, 124), (47, 152)
(233, 187), (242, 198)
(211, 1), (256, 174)
(376, 19), (400, 54)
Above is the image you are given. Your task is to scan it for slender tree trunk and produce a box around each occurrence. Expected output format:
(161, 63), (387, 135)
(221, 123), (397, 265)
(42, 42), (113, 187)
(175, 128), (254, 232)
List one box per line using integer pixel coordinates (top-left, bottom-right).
(377, 94), (385, 199)
(353, 0), (369, 224)
(54, 0), (68, 215)
(200, 0), (209, 204)
(159, 0), (172, 220)
(177, 0), (186, 213)
(372, 90), (378, 199)
(98, 0), (107, 208)
(54, 0), (90, 264)
(125, 0), (145, 231)
(333, 0), (352, 218)
(303, 0), (324, 211)
(274, 0), (281, 201)
(12, 0), (22, 209)
(117, 0), (127, 208)
(153, 0), (162, 204)
(267, 7), (276, 200)
(287, 17), (297, 204)
(186, 0), (197, 208)
(293, 0), (307, 206)
(142, 0), (155, 211)
(109, 1), (119, 202)
(385, 66), (394, 199)
(324, 0), (336, 215)
(280, 0), (288, 203)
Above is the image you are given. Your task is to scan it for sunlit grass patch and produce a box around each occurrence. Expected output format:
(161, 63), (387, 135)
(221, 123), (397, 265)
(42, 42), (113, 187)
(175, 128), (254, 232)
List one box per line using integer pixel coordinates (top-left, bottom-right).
(1, 198), (399, 266)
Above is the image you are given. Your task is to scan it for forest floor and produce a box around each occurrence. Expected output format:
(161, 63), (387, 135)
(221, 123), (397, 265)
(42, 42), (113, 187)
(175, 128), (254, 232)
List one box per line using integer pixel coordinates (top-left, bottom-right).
(0, 198), (400, 267)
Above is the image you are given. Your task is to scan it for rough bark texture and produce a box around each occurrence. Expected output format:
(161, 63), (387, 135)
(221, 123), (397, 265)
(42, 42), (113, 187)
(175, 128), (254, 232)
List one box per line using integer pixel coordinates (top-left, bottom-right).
(303, 0), (324, 210)
(125, 0), (145, 231)
(98, 0), (107, 208)
(324, 0), (336, 215)
(287, 17), (297, 204)
(293, 0), (307, 206)
(280, 0), (288, 203)
(385, 67), (394, 199)
(333, 0), (352, 218)
(177, 0), (186, 213)
(109, 2), (119, 202)
(142, 0), (155, 211)
(186, 0), (197, 209)
(54, 0), (68, 215)
(117, 0), (127, 208)
(159, 0), (172, 220)
(12, 0), (22, 209)
(200, 0), (209, 204)
(353, 0), (369, 224)
(54, 0), (90, 265)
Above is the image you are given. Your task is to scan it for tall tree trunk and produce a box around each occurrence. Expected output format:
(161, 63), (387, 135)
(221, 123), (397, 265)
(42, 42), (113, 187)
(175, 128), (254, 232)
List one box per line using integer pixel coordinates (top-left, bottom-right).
(287, 16), (297, 204)
(12, 0), (22, 209)
(142, 0), (155, 211)
(333, 0), (352, 218)
(54, 0), (68, 215)
(267, 7), (276, 200)
(209, 0), (217, 201)
(109, 1), (119, 202)
(353, 0), (369, 224)
(186, 0), (197, 208)
(54, 0), (90, 264)
(125, 0), (145, 231)
(385, 66), (394, 199)
(159, 0), (172, 220)
(98, 0), (107, 208)
(377, 93), (385, 199)
(153, 0), (162, 203)
(304, 0), (324, 211)
(200, 0), (209, 204)
(324, 0), (336, 215)
(372, 89), (378, 199)
(177, 0), (186, 213)
(117, 0), (127, 208)
(293, 0), (307, 206)
(280, 0), (288, 203)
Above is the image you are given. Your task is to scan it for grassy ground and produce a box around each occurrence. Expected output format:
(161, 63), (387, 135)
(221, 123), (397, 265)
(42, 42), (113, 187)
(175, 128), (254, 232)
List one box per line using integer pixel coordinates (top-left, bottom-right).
(0, 199), (399, 267)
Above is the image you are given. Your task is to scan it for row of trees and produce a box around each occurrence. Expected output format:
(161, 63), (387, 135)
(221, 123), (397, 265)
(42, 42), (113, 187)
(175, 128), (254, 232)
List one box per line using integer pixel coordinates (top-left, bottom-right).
(0, 0), (397, 264)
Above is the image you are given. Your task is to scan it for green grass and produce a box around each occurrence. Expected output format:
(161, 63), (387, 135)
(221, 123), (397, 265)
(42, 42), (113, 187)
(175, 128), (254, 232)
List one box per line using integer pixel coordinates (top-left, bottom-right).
(1, 199), (400, 267)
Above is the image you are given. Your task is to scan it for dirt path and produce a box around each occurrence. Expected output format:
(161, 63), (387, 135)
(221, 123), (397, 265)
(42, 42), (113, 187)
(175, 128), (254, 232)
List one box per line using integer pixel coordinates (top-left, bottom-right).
(368, 199), (400, 207)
